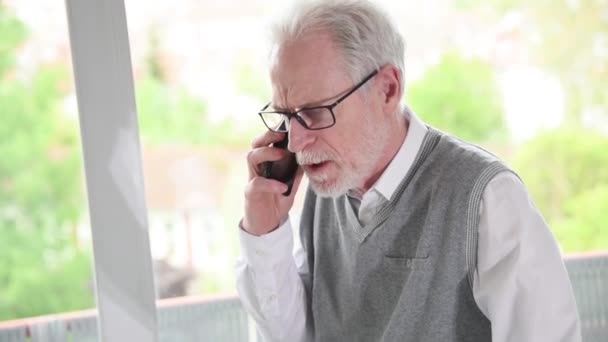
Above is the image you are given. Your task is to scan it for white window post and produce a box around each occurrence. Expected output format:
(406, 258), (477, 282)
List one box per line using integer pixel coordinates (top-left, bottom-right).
(64, 0), (158, 341)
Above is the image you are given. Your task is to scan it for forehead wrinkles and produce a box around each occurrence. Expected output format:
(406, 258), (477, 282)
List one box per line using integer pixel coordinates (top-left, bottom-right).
(271, 78), (319, 111)
(270, 63), (353, 111)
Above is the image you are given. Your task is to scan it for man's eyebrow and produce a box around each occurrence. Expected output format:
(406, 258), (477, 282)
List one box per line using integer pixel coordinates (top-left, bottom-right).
(267, 104), (293, 112)
(270, 91), (346, 112)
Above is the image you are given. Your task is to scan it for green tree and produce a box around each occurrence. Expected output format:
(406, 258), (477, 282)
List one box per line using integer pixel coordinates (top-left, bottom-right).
(511, 128), (608, 252)
(0, 5), (93, 320)
(552, 185), (608, 252)
(407, 52), (507, 143)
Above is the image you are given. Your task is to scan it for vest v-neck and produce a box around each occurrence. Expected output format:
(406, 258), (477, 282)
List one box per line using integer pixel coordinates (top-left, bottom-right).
(341, 128), (441, 244)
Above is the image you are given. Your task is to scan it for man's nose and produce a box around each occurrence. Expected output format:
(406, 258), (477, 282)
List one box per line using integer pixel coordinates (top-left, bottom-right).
(287, 118), (314, 153)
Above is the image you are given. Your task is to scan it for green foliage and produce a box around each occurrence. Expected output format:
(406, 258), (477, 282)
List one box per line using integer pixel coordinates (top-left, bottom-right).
(552, 185), (608, 252)
(0, 5), (93, 320)
(0, 235), (93, 320)
(407, 52), (507, 143)
(0, 5), (26, 77)
(1, 67), (82, 222)
(512, 128), (608, 252)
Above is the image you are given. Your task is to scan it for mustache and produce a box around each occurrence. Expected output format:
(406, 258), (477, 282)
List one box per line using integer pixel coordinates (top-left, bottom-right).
(296, 150), (334, 165)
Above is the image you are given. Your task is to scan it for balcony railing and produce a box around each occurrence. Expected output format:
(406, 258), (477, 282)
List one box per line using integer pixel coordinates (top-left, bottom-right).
(564, 253), (608, 342)
(0, 254), (606, 342)
(0, 294), (252, 342)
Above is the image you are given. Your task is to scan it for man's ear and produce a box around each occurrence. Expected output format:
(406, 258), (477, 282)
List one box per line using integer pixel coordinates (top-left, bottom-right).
(376, 64), (402, 115)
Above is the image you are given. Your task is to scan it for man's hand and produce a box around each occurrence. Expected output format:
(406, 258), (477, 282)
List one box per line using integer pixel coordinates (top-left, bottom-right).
(242, 131), (304, 236)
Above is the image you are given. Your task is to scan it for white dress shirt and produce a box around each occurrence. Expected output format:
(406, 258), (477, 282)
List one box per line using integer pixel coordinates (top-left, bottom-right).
(236, 110), (581, 342)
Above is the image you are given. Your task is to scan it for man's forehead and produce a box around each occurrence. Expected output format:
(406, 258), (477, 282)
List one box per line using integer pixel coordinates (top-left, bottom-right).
(269, 65), (349, 111)
(268, 36), (350, 110)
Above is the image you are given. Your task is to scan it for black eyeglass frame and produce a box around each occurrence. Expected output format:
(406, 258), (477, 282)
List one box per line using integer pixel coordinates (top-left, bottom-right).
(258, 69), (379, 132)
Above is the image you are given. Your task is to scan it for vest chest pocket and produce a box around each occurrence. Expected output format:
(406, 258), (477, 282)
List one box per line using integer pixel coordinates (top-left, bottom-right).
(376, 255), (430, 296)
(359, 254), (429, 307)
(382, 254), (429, 272)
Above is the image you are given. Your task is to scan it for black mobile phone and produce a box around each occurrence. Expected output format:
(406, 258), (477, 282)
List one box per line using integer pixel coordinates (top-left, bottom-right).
(262, 133), (298, 196)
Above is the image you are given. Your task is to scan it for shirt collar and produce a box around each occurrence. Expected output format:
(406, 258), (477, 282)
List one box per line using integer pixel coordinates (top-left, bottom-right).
(350, 107), (427, 202)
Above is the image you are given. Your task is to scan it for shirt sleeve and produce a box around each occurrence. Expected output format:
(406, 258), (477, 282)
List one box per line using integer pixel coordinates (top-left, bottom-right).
(473, 171), (582, 342)
(235, 217), (310, 342)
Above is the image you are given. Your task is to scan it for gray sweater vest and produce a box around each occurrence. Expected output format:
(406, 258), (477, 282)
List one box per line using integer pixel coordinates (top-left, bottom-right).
(298, 128), (512, 341)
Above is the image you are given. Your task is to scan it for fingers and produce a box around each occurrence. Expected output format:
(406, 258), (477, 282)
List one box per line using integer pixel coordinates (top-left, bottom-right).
(246, 146), (292, 179)
(251, 131), (286, 149)
(247, 146), (290, 168)
(247, 131), (290, 179)
(244, 176), (289, 198)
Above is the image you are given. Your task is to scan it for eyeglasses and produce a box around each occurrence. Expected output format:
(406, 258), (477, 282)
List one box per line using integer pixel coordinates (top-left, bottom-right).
(258, 69), (378, 133)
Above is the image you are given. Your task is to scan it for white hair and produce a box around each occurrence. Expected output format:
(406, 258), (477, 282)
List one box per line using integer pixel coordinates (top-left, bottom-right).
(269, 0), (406, 91)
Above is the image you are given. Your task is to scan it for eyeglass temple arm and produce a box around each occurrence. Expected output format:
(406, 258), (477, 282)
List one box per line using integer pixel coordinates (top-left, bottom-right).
(332, 69), (379, 106)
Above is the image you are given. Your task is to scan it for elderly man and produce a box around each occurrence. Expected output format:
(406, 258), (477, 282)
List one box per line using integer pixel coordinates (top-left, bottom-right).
(236, 0), (581, 341)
